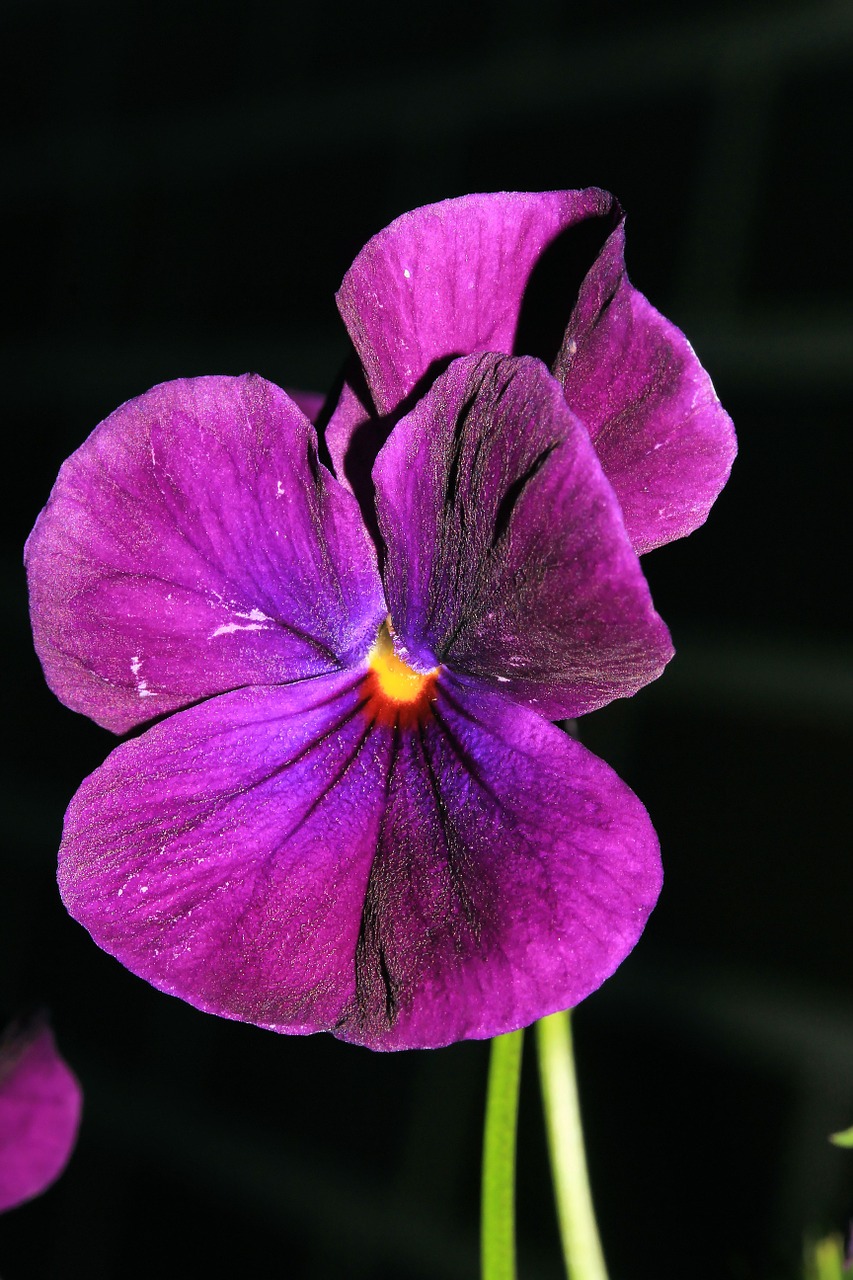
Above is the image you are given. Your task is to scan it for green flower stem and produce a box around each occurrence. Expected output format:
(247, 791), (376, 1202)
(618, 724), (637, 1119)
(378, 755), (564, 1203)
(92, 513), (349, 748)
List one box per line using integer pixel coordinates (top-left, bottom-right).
(481, 1028), (524, 1280)
(536, 1010), (609, 1280)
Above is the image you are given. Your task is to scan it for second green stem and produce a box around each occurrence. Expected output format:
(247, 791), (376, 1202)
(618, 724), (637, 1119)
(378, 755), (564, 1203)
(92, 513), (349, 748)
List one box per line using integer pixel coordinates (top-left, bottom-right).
(536, 1010), (609, 1280)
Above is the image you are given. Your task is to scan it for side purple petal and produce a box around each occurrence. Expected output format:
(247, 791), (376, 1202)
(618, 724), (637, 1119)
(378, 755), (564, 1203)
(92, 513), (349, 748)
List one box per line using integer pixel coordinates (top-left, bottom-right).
(336, 188), (612, 416)
(0, 1024), (82, 1212)
(26, 374), (385, 733)
(57, 673), (393, 1036)
(554, 219), (737, 553)
(373, 353), (673, 720)
(337, 676), (662, 1050)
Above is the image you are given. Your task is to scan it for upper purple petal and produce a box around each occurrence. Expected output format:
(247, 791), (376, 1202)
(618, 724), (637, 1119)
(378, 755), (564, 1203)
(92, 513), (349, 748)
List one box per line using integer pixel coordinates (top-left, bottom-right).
(57, 669), (660, 1051)
(26, 374), (385, 733)
(336, 188), (612, 417)
(335, 189), (735, 553)
(554, 220), (737, 553)
(373, 353), (673, 720)
(0, 1024), (82, 1213)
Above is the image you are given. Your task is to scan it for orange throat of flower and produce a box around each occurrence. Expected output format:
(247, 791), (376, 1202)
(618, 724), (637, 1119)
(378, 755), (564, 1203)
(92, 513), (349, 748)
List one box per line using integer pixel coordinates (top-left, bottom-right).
(361, 620), (439, 728)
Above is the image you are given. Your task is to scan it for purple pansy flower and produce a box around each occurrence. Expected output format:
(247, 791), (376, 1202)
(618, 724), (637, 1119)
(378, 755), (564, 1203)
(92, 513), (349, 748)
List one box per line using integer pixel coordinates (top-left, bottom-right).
(27, 345), (676, 1051)
(0, 1022), (82, 1212)
(329, 188), (736, 555)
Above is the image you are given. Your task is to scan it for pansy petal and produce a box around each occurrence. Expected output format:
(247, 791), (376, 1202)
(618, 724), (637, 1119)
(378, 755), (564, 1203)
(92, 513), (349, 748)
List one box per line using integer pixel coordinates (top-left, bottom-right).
(336, 190), (734, 554)
(554, 220), (737, 553)
(373, 353), (673, 720)
(284, 387), (326, 423)
(58, 669), (659, 1052)
(57, 672), (393, 1036)
(26, 375), (385, 733)
(337, 676), (662, 1050)
(323, 363), (388, 533)
(0, 1024), (82, 1212)
(336, 188), (613, 416)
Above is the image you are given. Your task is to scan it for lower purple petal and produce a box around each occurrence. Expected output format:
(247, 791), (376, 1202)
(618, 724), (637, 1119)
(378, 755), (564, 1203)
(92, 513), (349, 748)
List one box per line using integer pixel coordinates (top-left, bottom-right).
(0, 1024), (82, 1213)
(58, 672), (392, 1035)
(58, 669), (660, 1051)
(337, 676), (662, 1049)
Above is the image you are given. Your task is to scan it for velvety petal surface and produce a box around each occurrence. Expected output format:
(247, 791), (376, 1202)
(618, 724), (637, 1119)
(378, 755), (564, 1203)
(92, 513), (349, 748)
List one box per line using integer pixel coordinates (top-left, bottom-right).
(57, 671), (393, 1035)
(554, 220), (737, 553)
(57, 666), (661, 1051)
(374, 353), (673, 720)
(0, 1025), (82, 1212)
(339, 675), (662, 1050)
(26, 375), (385, 733)
(336, 188), (612, 415)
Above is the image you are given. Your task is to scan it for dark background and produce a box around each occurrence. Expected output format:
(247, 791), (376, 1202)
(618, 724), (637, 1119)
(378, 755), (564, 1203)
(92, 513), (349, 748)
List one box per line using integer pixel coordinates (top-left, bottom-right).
(1, 1), (851, 1276)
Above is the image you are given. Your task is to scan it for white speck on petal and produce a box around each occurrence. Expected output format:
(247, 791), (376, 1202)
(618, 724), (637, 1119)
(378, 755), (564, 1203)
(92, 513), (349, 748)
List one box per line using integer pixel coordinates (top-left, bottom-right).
(403, 268), (411, 279)
(276, 480), (285, 497)
(210, 605), (272, 638)
(211, 621), (267, 638)
(130, 654), (157, 698)
(496, 675), (510, 683)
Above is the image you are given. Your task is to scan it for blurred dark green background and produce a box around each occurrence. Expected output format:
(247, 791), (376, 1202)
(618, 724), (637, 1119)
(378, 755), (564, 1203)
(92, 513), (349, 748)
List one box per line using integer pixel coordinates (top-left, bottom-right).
(2, 1), (851, 1276)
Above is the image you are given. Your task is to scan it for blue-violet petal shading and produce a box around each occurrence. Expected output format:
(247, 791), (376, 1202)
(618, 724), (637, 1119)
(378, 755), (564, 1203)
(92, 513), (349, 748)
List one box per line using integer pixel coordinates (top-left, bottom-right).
(58, 673), (391, 1036)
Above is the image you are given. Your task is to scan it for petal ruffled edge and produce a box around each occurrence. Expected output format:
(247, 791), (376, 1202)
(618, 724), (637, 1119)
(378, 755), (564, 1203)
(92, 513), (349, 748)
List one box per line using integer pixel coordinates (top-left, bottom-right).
(556, 217), (737, 554)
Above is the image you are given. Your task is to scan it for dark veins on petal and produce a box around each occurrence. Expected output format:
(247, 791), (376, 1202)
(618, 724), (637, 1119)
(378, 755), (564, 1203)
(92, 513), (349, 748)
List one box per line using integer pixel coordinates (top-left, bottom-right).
(491, 441), (559, 548)
(341, 706), (492, 1039)
(429, 360), (565, 659)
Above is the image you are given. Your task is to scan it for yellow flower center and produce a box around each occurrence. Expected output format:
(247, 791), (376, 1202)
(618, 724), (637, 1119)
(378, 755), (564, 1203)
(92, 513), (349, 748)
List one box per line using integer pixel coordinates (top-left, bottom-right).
(362, 620), (439, 726)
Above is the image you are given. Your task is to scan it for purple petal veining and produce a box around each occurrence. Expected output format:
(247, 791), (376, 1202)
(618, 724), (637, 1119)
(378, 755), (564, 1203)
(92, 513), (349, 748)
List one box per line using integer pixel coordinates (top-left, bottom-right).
(335, 189), (735, 553)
